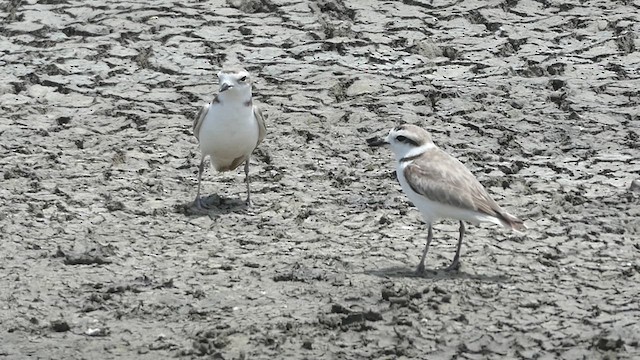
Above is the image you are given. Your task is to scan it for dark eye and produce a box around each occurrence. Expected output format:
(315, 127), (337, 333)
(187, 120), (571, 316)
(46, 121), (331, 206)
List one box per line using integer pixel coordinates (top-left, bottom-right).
(239, 76), (247, 82)
(396, 135), (418, 146)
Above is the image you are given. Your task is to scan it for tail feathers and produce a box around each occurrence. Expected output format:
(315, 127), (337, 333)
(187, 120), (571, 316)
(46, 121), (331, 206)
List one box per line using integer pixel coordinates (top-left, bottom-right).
(497, 211), (527, 234)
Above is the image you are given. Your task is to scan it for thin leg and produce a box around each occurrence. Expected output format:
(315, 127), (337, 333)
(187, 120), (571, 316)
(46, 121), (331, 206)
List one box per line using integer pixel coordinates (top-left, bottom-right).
(446, 221), (465, 271)
(244, 159), (252, 206)
(416, 224), (433, 275)
(194, 156), (206, 209)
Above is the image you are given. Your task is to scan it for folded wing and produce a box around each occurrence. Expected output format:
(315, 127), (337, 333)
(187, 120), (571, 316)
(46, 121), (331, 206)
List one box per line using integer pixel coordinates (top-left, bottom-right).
(193, 102), (211, 141)
(404, 149), (524, 230)
(253, 104), (267, 146)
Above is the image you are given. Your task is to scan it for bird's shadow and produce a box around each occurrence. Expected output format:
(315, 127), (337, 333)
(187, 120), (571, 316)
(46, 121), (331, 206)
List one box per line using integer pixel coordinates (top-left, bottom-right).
(177, 194), (249, 217)
(364, 265), (510, 283)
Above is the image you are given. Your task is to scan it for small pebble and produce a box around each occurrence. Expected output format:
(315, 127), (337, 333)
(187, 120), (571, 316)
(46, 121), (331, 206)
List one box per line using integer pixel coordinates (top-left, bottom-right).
(51, 320), (70, 332)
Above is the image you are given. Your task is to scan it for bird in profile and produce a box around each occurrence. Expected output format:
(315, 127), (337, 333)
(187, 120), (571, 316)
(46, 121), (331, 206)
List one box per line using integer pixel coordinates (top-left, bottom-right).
(192, 68), (266, 208)
(375, 124), (526, 272)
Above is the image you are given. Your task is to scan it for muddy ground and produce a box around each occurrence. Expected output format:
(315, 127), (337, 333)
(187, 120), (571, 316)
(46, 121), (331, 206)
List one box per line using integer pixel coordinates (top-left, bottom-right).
(1, 0), (639, 358)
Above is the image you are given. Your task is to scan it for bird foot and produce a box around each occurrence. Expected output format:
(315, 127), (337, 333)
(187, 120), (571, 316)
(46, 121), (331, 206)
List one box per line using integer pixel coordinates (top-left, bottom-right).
(444, 260), (460, 272)
(415, 263), (426, 275)
(193, 197), (208, 210)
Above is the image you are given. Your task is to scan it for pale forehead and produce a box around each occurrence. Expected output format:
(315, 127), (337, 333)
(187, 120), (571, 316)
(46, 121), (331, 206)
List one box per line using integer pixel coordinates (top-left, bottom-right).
(218, 68), (250, 79)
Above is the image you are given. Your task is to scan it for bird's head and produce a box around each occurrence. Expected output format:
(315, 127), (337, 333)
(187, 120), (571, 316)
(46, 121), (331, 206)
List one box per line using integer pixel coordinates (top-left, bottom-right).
(217, 68), (252, 97)
(385, 124), (435, 161)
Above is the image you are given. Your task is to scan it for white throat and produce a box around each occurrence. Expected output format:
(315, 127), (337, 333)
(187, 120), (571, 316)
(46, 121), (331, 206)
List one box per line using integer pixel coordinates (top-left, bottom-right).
(394, 143), (436, 162)
(219, 88), (252, 104)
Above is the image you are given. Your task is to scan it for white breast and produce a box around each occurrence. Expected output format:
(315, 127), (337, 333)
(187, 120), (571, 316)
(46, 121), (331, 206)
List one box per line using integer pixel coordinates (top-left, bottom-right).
(396, 162), (439, 223)
(198, 102), (259, 169)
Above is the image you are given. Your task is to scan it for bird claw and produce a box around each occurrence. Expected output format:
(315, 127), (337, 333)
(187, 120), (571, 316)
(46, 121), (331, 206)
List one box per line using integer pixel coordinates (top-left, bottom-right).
(415, 263), (426, 275)
(193, 197), (208, 210)
(444, 260), (460, 272)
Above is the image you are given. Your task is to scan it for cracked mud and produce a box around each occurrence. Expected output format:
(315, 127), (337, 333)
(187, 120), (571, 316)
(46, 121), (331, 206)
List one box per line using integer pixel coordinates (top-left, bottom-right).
(1, 0), (639, 358)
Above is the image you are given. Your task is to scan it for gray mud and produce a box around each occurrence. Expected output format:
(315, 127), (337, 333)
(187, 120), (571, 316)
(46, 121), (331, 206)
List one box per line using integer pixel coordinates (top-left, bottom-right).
(1, 0), (639, 358)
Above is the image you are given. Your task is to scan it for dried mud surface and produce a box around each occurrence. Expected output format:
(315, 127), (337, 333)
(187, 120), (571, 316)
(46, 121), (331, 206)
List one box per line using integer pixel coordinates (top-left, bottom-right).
(1, 0), (639, 358)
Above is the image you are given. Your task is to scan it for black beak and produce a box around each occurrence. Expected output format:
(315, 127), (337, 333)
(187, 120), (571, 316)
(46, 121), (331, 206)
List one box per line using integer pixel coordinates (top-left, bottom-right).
(366, 136), (388, 147)
(220, 83), (233, 92)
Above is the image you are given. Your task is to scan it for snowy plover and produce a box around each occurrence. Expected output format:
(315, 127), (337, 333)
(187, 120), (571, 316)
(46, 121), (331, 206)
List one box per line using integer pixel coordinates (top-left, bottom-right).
(192, 68), (267, 208)
(374, 124), (525, 273)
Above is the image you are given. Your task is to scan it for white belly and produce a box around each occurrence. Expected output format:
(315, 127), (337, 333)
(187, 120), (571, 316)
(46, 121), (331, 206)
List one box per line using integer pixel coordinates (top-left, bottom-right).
(198, 103), (258, 169)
